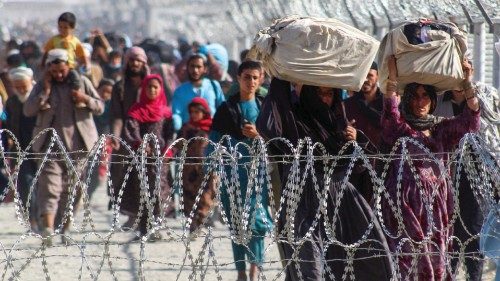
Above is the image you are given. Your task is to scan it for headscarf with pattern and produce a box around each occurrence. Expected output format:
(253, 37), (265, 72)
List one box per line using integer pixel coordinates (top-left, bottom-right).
(401, 83), (444, 131)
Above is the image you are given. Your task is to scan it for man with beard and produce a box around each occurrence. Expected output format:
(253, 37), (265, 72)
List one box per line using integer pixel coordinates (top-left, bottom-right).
(108, 46), (149, 225)
(343, 62), (383, 149)
(24, 49), (104, 245)
(4, 66), (38, 231)
(172, 53), (225, 131)
(342, 62), (383, 203)
(109, 46), (149, 150)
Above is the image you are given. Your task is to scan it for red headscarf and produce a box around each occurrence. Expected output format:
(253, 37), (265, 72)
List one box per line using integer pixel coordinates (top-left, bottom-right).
(128, 74), (172, 123)
(188, 97), (212, 132)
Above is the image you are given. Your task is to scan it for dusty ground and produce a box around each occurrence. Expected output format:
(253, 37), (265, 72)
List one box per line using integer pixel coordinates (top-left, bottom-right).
(0, 184), (496, 280)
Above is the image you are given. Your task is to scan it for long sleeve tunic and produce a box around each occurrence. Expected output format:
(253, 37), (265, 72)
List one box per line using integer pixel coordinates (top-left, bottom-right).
(118, 117), (173, 215)
(255, 78), (394, 281)
(381, 96), (480, 280)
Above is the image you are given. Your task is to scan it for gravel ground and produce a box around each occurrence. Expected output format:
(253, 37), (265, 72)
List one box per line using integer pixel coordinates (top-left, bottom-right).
(0, 184), (496, 280)
(0, 184), (283, 281)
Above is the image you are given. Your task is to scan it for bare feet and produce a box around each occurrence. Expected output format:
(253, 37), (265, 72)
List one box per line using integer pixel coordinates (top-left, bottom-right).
(249, 263), (259, 281)
(237, 270), (247, 281)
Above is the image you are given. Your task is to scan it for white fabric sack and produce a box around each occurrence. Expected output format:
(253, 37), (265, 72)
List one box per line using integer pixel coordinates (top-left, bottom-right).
(379, 20), (468, 93)
(249, 15), (380, 91)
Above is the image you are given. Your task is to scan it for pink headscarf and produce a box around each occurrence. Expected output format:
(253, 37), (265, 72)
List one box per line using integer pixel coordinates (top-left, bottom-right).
(128, 74), (172, 123)
(124, 46), (148, 65)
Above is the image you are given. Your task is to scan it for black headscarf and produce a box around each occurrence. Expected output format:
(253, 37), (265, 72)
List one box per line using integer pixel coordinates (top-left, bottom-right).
(294, 85), (346, 154)
(257, 79), (346, 155)
(400, 83), (444, 131)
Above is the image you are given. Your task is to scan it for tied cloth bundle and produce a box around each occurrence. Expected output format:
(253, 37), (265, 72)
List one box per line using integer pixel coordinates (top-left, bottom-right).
(378, 19), (468, 94)
(248, 15), (380, 92)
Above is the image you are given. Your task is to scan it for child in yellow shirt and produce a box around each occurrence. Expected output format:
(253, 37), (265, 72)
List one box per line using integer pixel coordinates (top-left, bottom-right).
(42, 12), (88, 69)
(41, 12), (89, 108)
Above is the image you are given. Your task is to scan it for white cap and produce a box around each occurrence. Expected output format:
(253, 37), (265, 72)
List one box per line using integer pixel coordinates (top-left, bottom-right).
(8, 66), (33, 81)
(7, 49), (20, 57)
(46, 48), (68, 65)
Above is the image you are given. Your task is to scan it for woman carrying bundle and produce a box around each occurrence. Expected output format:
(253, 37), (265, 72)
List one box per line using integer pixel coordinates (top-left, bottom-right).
(256, 78), (394, 281)
(381, 56), (480, 280)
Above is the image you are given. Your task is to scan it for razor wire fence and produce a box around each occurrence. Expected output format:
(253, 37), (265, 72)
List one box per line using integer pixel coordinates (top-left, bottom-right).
(0, 129), (498, 280)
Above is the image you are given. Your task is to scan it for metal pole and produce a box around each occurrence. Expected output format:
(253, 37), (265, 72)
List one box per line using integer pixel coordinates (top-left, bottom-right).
(376, 26), (388, 41)
(493, 21), (500, 90)
(460, 4), (474, 33)
(144, 1), (153, 38)
(473, 22), (485, 82)
(231, 38), (240, 62)
(342, 0), (359, 29)
(370, 13), (378, 36)
(244, 36), (252, 50)
(379, 0), (393, 30)
(472, 0), (494, 33)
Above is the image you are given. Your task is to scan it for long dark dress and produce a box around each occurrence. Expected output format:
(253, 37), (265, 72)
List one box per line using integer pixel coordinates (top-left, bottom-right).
(343, 90), (384, 203)
(256, 78), (393, 281)
(380, 96), (480, 280)
(343, 90), (384, 149)
(121, 118), (173, 232)
(4, 95), (37, 219)
(109, 78), (141, 213)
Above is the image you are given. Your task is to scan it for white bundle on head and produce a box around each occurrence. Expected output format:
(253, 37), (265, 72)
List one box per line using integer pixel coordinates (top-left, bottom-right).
(249, 15), (380, 91)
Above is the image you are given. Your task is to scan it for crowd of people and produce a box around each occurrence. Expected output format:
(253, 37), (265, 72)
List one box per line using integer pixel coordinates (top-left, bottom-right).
(0, 11), (498, 281)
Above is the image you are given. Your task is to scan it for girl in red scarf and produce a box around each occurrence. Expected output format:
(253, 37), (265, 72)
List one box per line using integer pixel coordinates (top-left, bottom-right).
(174, 97), (214, 233)
(122, 74), (174, 240)
(185, 97), (212, 132)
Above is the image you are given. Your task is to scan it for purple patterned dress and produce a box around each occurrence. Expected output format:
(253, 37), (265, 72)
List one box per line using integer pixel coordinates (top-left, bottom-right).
(381, 96), (480, 280)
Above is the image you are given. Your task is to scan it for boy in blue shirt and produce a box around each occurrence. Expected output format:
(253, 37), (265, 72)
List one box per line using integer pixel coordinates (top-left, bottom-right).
(209, 60), (272, 281)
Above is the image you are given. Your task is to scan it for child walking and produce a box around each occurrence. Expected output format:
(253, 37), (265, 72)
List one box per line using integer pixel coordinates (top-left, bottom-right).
(209, 61), (273, 281)
(174, 97), (214, 233)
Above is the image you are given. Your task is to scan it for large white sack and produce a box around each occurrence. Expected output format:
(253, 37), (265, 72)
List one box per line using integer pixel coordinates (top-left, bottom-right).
(379, 20), (468, 93)
(248, 15), (380, 91)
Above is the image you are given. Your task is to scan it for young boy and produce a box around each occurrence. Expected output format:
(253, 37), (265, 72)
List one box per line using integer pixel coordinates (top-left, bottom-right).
(93, 79), (114, 135)
(89, 78), (115, 199)
(41, 12), (89, 109)
(208, 60), (272, 281)
(42, 12), (88, 70)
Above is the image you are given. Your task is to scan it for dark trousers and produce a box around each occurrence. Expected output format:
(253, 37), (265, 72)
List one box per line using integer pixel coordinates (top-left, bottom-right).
(0, 162), (8, 202)
(17, 159), (37, 220)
